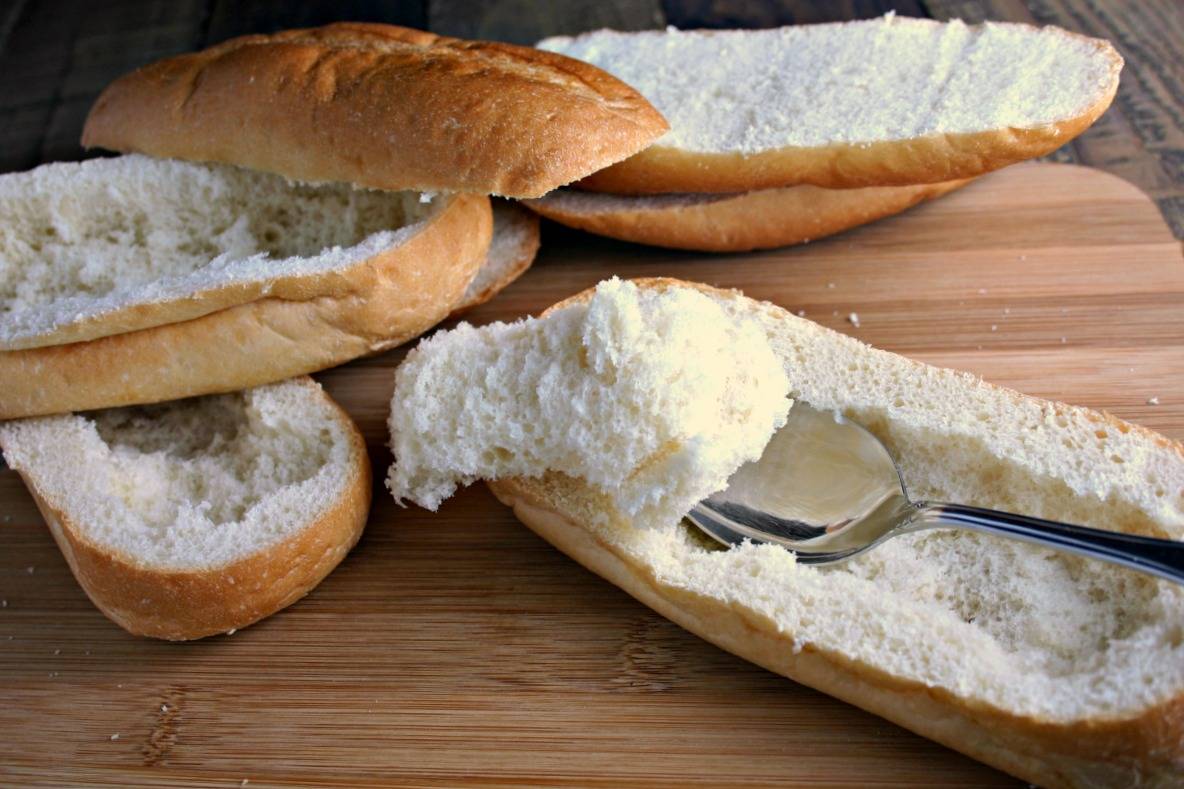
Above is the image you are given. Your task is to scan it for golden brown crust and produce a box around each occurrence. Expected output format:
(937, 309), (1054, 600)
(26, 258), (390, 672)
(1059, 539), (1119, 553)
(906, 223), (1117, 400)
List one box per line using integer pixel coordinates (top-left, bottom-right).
(525, 179), (968, 252)
(576, 57), (1120, 194)
(18, 378), (372, 641)
(82, 23), (668, 198)
(0, 194), (492, 419)
(488, 477), (1184, 788)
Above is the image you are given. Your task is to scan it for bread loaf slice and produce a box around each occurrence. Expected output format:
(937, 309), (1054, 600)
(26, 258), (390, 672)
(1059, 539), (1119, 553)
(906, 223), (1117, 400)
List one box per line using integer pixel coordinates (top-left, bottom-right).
(0, 377), (370, 640)
(0, 154), (493, 419)
(539, 17), (1122, 194)
(83, 23), (669, 199)
(524, 179), (966, 251)
(389, 278), (1184, 786)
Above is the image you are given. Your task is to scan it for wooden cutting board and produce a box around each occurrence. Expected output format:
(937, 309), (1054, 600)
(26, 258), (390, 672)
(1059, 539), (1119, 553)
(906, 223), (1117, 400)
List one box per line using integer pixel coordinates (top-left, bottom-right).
(2, 162), (1182, 787)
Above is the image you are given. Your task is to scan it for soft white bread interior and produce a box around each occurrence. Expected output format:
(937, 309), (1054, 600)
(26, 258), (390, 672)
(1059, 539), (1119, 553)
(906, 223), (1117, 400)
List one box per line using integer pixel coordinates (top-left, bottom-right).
(389, 278), (1184, 786)
(523, 179), (967, 252)
(0, 154), (453, 351)
(83, 23), (669, 199)
(0, 156), (492, 419)
(452, 201), (540, 315)
(540, 17), (1122, 193)
(0, 377), (370, 640)
(389, 278), (790, 527)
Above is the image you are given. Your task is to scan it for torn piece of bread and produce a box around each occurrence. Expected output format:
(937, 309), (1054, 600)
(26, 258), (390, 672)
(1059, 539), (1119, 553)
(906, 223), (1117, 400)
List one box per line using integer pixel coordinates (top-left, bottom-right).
(83, 23), (669, 199)
(0, 377), (370, 640)
(451, 201), (540, 315)
(390, 277), (1184, 786)
(0, 155), (491, 419)
(388, 278), (790, 528)
(540, 17), (1122, 193)
(524, 179), (967, 251)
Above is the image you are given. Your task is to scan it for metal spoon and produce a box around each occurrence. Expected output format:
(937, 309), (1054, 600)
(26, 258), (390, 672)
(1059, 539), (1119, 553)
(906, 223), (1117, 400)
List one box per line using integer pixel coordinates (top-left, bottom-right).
(687, 401), (1184, 584)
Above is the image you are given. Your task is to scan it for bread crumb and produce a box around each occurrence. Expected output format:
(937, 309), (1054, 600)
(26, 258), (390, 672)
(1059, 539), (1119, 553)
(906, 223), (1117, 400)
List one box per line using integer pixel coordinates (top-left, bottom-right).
(832, 310), (839, 317)
(827, 282), (836, 289)
(977, 288), (987, 295)
(109, 733), (120, 741)
(1060, 337), (1067, 344)
(53, 648), (60, 655)
(990, 325), (998, 332)
(226, 629), (237, 635)
(25, 566), (34, 574)
(847, 312), (861, 328)
(1, 600), (6, 608)
(161, 704), (168, 713)
(1148, 396), (1160, 405)
(796, 309), (806, 317)
(1003, 307), (1010, 315)
(241, 781), (250, 787)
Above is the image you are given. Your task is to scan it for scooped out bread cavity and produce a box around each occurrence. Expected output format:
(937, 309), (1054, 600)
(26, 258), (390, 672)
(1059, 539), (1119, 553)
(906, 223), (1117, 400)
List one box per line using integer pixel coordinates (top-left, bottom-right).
(0, 154), (438, 351)
(0, 378), (371, 639)
(387, 278), (791, 527)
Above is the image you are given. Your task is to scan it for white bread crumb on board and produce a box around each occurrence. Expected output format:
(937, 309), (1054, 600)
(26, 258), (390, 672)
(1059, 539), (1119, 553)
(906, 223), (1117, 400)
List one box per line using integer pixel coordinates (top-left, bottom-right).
(388, 278), (791, 528)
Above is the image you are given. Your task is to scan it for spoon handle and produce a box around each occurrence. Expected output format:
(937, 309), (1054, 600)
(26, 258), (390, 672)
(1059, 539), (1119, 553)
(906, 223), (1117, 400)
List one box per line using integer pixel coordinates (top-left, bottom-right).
(913, 503), (1184, 585)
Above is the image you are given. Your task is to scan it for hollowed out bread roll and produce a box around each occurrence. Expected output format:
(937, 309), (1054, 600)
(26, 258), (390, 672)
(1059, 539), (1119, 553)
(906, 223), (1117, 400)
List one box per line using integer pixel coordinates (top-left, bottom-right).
(388, 278), (1184, 786)
(0, 155), (492, 418)
(83, 23), (669, 199)
(539, 18), (1122, 194)
(524, 179), (967, 252)
(0, 377), (370, 641)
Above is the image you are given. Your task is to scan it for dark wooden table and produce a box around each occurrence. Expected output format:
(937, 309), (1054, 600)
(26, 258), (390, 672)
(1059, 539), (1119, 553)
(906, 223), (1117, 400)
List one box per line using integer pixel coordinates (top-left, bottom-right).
(1, 0), (1182, 238)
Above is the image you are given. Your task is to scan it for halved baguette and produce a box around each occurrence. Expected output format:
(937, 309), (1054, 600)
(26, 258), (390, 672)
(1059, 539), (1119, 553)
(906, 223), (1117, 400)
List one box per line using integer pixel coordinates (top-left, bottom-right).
(83, 23), (669, 199)
(540, 18), (1122, 194)
(0, 377), (370, 640)
(389, 278), (1184, 786)
(452, 201), (540, 315)
(0, 154), (492, 419)
(524, 179), (967, 251)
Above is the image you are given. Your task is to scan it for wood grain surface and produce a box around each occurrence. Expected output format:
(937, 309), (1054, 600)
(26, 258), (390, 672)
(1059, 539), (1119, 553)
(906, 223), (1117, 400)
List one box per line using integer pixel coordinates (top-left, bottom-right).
(2, 162), (1182, 787)
(1, 0), (1182, 237)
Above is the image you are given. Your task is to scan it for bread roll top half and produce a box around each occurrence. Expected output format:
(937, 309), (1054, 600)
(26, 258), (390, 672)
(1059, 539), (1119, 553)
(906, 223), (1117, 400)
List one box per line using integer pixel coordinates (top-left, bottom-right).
(84, 22), (669, 198)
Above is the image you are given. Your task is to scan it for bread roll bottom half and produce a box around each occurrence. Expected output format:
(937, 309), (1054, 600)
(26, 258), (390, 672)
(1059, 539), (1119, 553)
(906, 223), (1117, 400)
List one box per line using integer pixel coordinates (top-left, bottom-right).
(525, 180), (968, 252)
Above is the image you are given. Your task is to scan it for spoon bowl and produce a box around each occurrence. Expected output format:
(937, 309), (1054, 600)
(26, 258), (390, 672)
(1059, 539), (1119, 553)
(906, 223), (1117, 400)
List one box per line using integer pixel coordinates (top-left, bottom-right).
(687, 401), (1184, 583)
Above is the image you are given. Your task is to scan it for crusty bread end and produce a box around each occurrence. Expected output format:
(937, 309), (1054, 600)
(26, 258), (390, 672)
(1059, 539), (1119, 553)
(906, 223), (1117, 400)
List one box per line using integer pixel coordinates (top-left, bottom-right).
(0, 377), (371, 640)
